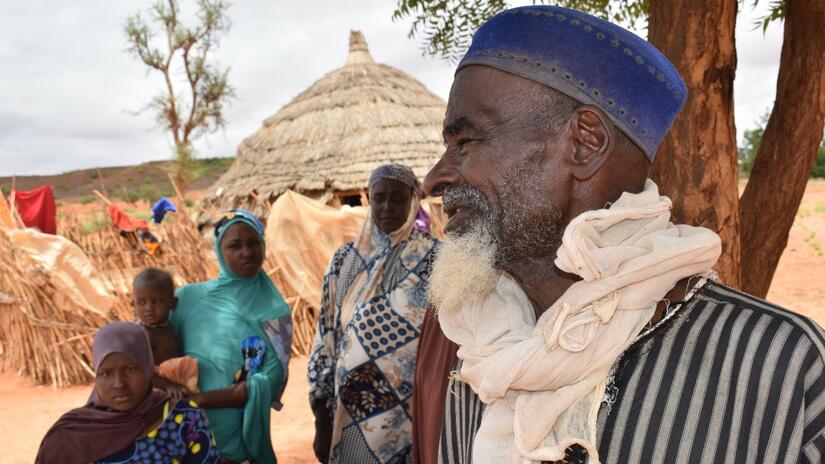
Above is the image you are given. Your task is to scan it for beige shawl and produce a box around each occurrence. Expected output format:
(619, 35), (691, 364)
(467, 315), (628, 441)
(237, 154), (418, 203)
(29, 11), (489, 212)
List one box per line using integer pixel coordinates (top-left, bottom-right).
(438, 180), (722, 464)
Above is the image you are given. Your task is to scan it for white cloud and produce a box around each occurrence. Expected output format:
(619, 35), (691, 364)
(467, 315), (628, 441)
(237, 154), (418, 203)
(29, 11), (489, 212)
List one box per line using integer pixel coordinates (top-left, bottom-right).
(0, 1), (781, 176)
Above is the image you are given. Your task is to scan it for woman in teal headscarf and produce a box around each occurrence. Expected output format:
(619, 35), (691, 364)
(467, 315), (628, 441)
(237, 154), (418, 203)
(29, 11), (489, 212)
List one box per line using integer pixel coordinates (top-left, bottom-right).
(171, 209), (292, 464)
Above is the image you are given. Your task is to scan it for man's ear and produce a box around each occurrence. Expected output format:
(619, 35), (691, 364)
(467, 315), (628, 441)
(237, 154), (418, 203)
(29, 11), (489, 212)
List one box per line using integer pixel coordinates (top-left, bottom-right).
(568, 106), (615, 181)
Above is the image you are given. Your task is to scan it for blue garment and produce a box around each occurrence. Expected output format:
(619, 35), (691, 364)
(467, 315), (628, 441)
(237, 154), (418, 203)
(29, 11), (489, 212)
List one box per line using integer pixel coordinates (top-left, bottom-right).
(151, 197), (177, 224)
(238, 335), (268, 381)
(458, 5), (687, 161)
(172, 210), (292, 464)
(97, 399), (220, 464)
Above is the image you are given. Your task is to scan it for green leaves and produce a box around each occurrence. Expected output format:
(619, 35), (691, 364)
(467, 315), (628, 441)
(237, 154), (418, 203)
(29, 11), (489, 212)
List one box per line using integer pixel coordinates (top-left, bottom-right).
(749, 0), (785, 33)
(123, 0), (234, 187)
(393, 0), (508, 61)
(392, 0), (649, 61)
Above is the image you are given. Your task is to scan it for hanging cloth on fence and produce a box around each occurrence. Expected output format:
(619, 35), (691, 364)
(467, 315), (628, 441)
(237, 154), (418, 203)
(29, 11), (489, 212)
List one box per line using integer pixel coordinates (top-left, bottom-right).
(11, 186), (56, 234)
(4, 228), (114, 317)
(137, 230), (161, 256)
(108, 204), (149, 232)
(151, 197), (177, 224)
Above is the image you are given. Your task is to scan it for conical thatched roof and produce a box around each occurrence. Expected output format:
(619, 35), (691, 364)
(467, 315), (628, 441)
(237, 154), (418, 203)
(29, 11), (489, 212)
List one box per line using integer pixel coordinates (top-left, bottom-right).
(198, 31), (446, 222)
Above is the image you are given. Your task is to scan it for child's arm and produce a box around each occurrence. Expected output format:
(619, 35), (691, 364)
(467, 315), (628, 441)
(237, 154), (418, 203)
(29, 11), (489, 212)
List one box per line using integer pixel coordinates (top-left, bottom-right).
(152, 373), (192, 399)
(190, 381), (247, 409)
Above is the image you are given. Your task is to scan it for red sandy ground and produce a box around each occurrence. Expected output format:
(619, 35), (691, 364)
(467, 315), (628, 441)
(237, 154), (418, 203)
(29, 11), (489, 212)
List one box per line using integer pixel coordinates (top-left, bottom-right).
(0, 357), (315, 464)
(1, 180), (823, 464)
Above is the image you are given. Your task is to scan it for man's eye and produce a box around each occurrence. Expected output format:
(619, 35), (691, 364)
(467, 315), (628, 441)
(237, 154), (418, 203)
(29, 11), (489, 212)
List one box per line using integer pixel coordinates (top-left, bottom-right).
(458, 138), (473, 146)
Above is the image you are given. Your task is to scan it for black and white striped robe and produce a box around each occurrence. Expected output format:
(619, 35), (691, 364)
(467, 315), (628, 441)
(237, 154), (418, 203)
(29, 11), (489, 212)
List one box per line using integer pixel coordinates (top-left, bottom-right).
(439, 281), (825, 464)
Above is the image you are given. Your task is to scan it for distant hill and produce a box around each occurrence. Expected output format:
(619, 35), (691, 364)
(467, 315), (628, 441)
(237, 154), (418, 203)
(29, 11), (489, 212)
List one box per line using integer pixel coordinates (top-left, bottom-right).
(0, 157), (234, 204)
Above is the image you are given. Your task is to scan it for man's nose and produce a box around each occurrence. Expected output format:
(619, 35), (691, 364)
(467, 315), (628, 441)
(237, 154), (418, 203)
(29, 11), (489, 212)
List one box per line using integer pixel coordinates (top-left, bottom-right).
(423, 154), (460, 197)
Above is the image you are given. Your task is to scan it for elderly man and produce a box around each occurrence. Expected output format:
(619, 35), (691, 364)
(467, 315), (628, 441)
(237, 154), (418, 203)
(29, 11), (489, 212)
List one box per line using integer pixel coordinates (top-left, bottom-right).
(412, 5), (825, 464)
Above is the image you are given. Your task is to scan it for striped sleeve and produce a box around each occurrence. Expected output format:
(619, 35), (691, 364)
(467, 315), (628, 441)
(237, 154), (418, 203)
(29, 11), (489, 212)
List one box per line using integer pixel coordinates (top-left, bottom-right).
(802, 325), (825, 463)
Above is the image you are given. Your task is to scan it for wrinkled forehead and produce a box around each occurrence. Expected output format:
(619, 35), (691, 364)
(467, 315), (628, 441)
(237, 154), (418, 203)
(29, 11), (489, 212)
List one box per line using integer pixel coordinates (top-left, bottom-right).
(445, 65), (546, 129)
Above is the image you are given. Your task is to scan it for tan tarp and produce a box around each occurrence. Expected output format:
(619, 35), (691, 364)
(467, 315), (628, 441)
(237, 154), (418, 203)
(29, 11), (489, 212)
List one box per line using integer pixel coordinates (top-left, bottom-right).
(266, 190), (367, 309)
(5, 228), (114, 317)
(0, 193), (14, 228)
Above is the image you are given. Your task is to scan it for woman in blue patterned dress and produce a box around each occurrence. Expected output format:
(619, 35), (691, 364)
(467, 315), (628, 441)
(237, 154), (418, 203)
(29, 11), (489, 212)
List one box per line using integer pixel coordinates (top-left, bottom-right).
(308, 164), (439, 464)
(36, 321), (220, 464)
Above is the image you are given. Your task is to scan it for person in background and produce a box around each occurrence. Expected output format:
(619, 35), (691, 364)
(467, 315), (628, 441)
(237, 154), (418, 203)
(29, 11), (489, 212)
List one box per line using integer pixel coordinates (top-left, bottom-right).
(172, 209), (293, 464)
(308, 164), (439, 463)
(36, 321), (220, 464)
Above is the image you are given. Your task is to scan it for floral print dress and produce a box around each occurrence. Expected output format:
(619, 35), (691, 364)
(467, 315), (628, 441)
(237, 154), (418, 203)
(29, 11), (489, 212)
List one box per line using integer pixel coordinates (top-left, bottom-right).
(97, 398), (221, 464)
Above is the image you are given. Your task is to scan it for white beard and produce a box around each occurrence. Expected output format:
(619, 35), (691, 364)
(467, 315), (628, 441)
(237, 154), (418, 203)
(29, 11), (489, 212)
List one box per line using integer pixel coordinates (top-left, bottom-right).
(428, 229), (499, 315)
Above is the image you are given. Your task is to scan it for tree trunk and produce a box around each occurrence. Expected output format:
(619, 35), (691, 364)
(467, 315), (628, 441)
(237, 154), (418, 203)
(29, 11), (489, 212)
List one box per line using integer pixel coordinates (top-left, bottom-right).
(739, 0), (825, 298)
(647, 0), (742, 288)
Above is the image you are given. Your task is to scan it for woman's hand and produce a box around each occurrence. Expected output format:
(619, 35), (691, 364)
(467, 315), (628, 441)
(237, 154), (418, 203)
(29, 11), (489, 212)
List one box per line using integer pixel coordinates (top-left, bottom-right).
(190, 381), (248, 409)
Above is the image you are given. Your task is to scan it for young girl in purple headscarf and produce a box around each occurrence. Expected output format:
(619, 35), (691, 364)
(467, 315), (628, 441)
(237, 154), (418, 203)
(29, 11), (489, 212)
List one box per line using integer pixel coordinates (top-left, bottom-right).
(36, 321), (220, 464)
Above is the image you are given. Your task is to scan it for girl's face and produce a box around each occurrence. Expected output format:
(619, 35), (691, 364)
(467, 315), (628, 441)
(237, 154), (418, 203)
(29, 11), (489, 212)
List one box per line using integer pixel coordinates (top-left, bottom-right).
(220, 222), (264, 278)
(95, 352), (150, 412)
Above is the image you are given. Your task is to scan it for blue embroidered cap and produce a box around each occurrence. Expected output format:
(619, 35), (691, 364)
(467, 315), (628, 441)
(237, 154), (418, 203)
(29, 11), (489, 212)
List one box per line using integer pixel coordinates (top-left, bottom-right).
(457, 5), (687, 161)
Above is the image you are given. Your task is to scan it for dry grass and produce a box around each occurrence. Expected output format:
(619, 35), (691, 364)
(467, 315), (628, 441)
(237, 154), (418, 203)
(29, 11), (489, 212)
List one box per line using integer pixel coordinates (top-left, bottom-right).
(0, 195), (319, 388)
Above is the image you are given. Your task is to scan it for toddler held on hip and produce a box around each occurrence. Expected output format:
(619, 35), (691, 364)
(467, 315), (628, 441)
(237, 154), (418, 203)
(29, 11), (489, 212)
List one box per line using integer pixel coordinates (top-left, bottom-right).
(132, 267), (199, 398)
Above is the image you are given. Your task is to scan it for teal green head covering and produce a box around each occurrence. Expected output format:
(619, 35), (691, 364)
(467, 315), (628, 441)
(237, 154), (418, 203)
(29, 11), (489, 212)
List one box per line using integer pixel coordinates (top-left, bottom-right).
(210, 209), (290, 322)
(172, 209), (292, 463)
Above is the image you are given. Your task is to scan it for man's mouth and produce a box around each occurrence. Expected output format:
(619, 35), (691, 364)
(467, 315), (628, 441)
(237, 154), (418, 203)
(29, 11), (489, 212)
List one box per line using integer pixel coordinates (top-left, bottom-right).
(444, 205), (474, 234)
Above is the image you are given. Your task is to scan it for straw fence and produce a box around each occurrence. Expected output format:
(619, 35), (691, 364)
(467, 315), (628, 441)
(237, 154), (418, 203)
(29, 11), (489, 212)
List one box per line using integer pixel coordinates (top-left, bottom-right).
(0, 189), (318, 388)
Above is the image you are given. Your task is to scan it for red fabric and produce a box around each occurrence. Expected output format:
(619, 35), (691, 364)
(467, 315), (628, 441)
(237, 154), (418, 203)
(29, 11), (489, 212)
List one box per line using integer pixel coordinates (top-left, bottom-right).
(108, 204), (149, 232)
(11, 186), (57, 234)
(412, 305), (459, 464)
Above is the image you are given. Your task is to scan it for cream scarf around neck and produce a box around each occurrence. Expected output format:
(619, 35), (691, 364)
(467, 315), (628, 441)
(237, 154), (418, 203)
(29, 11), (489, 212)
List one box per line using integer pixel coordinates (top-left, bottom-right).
(438, 180), (722, 464)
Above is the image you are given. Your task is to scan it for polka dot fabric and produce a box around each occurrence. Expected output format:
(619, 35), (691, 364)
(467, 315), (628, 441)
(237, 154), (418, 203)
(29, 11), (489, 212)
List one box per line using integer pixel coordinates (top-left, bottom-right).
(97, 399), (221, 463)
(352, 295), (419, 359)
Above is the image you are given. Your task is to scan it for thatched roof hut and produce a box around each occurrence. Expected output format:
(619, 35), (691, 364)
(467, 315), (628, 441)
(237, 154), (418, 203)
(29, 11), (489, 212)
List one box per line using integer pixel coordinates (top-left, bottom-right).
(198, 31), (446, 223)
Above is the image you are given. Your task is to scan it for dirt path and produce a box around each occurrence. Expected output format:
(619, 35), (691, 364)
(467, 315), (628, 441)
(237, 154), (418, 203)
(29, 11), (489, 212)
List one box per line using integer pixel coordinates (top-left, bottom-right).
(765, 180), (825, 322)
(0, 357), (315, 464)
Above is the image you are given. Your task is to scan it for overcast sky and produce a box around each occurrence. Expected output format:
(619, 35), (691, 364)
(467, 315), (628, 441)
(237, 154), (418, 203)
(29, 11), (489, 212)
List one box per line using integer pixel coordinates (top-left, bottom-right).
(0, 1), (784, 176)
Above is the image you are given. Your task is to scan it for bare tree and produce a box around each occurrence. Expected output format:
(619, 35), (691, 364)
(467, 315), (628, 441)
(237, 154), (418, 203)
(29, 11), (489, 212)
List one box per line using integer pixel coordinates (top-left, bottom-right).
(393, 0), (825, 297)
(124, 0), (235, 189)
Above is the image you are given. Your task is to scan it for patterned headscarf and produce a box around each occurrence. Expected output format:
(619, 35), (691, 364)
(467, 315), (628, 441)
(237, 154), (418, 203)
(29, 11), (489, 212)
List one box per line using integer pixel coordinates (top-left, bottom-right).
(368, 163), (423, 197)
(213, 208), (266, 240)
